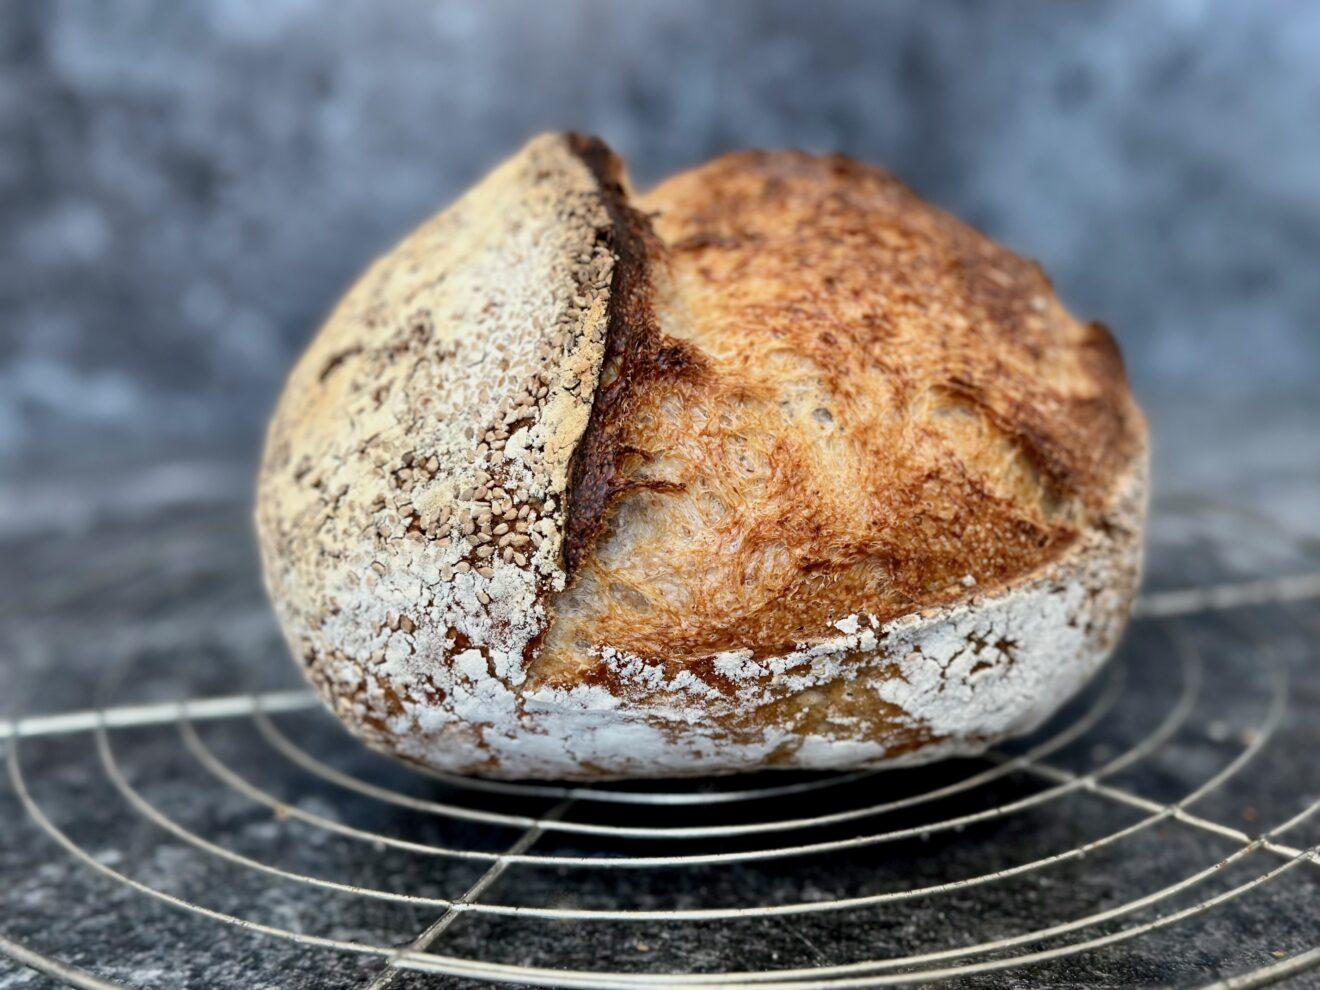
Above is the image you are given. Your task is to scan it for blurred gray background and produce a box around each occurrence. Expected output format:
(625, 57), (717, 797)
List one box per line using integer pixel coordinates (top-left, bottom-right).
(1, 0), (1318, 526)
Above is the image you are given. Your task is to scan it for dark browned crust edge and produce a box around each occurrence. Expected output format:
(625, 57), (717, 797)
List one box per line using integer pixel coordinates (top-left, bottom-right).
(561, 134), (706, 574)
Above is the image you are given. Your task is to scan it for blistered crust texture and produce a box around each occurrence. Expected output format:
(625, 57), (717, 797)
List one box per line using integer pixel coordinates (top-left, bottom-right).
(257, 135), (1149, 780)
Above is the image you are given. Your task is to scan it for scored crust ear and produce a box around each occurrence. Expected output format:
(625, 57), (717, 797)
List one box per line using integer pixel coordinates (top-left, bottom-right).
(560, 139), (708, 573)
(256, 134), (646, 720)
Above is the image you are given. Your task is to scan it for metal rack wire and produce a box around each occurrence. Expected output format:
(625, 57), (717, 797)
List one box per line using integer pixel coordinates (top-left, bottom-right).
(1, 506), (1318, 989)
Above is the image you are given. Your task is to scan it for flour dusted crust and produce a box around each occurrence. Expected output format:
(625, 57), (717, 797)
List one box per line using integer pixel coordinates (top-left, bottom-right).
(257, 134), (1148, 780)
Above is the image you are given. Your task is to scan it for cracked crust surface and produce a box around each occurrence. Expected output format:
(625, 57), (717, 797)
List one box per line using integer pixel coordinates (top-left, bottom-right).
(257, 134), (1148, 780)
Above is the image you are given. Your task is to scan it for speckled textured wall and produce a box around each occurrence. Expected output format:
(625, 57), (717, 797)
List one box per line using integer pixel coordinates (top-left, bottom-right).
(2, 0), (1318, 466)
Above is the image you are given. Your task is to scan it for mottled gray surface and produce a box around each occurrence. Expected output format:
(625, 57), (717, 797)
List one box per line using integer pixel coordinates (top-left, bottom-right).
(2, 0), (1319, 468)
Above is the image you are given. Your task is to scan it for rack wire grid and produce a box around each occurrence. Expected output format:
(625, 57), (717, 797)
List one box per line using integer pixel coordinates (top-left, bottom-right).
(1, 492), (1318, 989)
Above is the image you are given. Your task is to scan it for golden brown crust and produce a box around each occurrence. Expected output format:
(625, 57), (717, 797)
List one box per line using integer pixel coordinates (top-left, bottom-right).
(538, 149), (1146, 676)
(653, 150), (1140, 504)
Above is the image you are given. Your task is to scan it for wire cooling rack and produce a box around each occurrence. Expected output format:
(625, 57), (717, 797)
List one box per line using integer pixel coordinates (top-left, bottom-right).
(1, 499), (1318, 989)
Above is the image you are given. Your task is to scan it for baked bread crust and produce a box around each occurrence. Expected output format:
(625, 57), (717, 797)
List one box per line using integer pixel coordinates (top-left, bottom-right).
(257, 134), (1148, 780)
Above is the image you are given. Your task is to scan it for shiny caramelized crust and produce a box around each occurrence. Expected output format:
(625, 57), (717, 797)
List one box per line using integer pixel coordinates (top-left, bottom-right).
(257, 134), (1148, 780)
(539, 150), (1144, 682)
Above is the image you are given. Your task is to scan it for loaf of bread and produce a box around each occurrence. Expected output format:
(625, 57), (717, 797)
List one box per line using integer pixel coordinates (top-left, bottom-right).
(256, 134), (1147, 780)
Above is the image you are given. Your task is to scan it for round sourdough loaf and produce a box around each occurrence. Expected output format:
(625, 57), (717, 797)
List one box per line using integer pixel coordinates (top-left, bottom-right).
(256, 134), (1147, 780)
